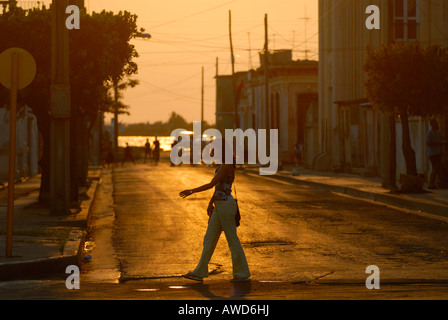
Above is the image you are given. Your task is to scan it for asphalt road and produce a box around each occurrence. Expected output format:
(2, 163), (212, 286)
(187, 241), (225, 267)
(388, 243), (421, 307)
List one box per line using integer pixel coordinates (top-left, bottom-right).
(105, 162), (448, 283)
(1, 161), (448, 302)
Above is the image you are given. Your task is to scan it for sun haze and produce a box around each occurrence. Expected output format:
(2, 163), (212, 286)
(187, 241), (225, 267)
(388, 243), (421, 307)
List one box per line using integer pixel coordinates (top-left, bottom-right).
(19, 0), (318, 125)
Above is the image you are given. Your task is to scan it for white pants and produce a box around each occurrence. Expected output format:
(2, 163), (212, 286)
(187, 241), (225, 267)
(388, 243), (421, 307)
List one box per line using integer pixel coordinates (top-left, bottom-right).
(193, 199), (250, 279)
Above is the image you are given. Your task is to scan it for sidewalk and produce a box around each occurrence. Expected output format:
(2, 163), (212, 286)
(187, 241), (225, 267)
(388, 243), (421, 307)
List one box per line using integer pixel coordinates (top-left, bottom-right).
(0, 168), (102, 281)
(241, 165), (448, 221)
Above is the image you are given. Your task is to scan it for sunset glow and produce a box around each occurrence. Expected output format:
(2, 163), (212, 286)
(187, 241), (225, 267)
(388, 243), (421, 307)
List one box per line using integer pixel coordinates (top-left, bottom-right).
(18, 0), (319, 125)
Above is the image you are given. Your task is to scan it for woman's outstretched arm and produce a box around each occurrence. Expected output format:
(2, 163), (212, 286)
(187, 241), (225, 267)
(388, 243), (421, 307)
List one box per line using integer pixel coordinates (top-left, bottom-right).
(179, 164), (231, 198)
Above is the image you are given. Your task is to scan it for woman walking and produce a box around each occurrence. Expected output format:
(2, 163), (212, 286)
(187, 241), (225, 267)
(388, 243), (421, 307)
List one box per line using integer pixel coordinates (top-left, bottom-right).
(179, 141), (250, 282)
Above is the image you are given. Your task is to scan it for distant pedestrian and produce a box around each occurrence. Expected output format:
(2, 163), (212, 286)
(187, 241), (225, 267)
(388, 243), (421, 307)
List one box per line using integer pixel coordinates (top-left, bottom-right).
(122, 143), (136, 166)
(171, 139), (178, 167)
(426, 119), (447, 189)
(105, 142), (116, 168)
(153, 136), (160, 164)
(144, 138), (151, 163)
(179, 138), (250, 283)
(294, 142), (303, 166)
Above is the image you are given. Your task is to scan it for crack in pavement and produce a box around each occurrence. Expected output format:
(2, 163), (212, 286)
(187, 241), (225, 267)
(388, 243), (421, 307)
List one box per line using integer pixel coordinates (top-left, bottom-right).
(292, 271), (335, 285)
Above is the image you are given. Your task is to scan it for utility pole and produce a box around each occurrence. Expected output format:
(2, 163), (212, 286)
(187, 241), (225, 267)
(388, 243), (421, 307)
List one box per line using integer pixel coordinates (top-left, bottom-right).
(292, 30), (295, 53)
(248, 32), (253, 70)
(113, 79), (119, 155)
(6, 52), (18, 257)
(299, 6), (310, 60)
(229, 10), (240, 128)
(201, 66), (204, 130)
(216, 57), (219, 77)
(50, 0), (71, 215)
(264, 14), (269, 130)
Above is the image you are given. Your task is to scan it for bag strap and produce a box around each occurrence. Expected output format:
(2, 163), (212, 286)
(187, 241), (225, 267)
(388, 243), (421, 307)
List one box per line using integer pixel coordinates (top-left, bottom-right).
(233, 167), (238, 200)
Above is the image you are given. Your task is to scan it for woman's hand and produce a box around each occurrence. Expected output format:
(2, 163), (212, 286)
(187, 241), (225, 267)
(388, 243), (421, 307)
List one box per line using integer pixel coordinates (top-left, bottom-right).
(179, 190), (193, 198)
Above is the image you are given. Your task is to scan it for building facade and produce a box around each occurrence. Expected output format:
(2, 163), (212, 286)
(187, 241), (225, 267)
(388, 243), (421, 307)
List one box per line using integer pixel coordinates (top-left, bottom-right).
(319, 0), (448, 184)
(216, 50), (318, 165)
(0, 106), (40, 185)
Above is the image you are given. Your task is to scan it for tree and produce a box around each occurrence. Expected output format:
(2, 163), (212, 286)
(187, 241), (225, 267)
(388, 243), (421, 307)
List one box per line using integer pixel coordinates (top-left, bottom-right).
(167, 112), (189, 132)
(0, 6), (140, 204)
(364, 42), (448, 190)
(0, 6), (52, 203)
(70, 10), (140, 204)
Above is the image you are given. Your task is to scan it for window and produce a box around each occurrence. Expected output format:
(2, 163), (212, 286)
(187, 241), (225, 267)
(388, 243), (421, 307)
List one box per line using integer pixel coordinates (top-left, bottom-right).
(394, 0), (419, 42)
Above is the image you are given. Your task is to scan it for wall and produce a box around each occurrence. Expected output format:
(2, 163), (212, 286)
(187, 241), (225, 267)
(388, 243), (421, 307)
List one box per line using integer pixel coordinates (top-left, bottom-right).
(0, 106), (39, 184)
(318, 0), (448, 184)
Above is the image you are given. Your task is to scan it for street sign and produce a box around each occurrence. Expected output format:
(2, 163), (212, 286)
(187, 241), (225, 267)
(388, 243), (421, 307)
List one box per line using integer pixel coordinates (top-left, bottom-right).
(0, 47), (36, 257)
(0, 47), (36, 90)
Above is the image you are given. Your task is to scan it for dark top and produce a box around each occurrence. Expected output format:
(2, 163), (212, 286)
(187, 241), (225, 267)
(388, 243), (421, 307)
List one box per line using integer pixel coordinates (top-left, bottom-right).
(213, 165), (234, 201)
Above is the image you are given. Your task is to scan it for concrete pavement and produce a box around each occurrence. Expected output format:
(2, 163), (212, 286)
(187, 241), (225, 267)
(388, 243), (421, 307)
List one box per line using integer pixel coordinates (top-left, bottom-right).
(242, 165), (448, 221)
(0, 168), (101, 281)
(1, 161), (448, 282)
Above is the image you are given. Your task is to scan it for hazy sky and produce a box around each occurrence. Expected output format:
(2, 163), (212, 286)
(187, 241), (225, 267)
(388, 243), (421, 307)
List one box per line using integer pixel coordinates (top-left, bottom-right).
(20, 0), (318, 125)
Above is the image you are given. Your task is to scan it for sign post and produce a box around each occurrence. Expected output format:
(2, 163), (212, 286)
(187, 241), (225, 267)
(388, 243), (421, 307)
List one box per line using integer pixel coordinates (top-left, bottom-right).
(6, 52), (18, 258)
(0, 48), (36, 257)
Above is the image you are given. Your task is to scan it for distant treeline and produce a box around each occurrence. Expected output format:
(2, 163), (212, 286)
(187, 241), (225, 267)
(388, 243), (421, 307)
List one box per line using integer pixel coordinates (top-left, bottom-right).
(121, 112), (215, 136)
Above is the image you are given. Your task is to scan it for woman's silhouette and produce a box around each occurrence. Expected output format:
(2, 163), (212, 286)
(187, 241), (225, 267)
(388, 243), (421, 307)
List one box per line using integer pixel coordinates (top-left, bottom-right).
(179, 139), (250, 282)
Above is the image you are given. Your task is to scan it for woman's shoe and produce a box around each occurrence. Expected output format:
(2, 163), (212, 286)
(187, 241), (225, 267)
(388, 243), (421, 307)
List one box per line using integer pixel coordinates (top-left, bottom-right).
(230, 277), (251, 283)
(182, 272), (203, 282)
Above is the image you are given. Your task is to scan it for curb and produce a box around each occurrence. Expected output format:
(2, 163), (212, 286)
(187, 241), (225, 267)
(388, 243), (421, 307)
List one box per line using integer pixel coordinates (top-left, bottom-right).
(0, 256), (79, 281)
(0, 171), (102, 281)
(241, 168), (448, 220)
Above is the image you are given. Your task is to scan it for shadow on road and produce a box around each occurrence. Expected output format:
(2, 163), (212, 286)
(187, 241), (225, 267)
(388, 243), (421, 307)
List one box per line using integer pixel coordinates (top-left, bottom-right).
(186, 281), (252, 300)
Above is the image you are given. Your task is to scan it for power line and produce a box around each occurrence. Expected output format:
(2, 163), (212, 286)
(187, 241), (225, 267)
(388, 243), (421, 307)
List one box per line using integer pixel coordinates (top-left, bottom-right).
(138, 79), (214, 104)
(150, 0), (241, 29)
(299, 4), (311, 59)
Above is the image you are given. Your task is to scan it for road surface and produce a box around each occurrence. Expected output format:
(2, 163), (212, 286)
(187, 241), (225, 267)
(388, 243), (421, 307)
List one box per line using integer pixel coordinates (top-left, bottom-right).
(1, 161), (448, 302)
